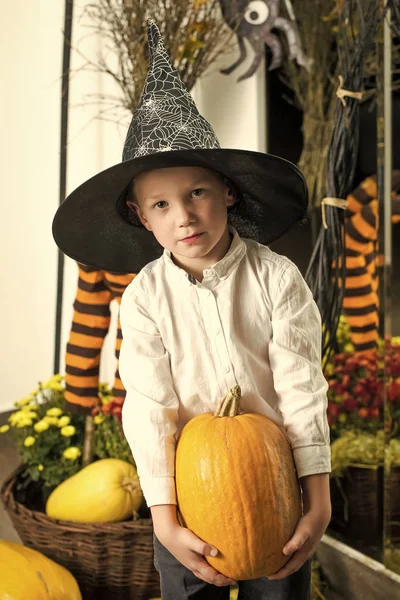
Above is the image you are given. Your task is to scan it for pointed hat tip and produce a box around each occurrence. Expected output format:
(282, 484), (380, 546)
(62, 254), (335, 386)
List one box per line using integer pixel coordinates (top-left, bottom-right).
(146, 18), (168, 62)
(146, 17), (160, 38)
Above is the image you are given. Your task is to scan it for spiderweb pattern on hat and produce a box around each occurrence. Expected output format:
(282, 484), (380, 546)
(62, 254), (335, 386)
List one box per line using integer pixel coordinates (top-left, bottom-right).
(123, 21), (220, 162)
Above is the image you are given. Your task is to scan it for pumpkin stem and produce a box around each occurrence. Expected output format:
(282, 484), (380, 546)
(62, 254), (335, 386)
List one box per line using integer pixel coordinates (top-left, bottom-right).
(214, 385), (242, 417)
(122, 477), (141, 494)
(122, 477), (142, 521)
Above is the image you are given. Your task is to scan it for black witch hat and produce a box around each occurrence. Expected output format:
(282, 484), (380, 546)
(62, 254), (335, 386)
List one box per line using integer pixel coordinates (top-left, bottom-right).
(53, 19), (308, 273)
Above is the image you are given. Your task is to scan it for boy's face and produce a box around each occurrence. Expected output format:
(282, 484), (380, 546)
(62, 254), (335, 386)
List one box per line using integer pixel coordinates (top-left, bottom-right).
(128, 166), (235, 266)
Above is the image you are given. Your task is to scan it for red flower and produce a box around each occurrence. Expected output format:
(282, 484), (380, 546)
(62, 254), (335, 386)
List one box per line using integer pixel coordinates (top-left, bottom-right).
(112, 398), (125, 407)
(387, 382), (400, 403)
(342, 374), (350, 387)
(344, 398), (358, 411)
(111, 406), (123, 423)
(353, 383), (365, 396)
(343, 361), (358, 374)
(334, 353), (346, 364)
(368, 407), (380, 419)
(371, 394), (383, 409)
(328, 403), (341, 417)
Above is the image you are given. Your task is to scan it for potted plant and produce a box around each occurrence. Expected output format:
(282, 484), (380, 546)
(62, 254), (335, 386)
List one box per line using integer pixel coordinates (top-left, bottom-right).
(1, 375), (160, 600)
(324, 321), (400, 562)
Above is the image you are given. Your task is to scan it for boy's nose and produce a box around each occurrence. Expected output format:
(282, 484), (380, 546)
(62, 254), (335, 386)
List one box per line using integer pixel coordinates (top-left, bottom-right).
(175, 204), (195, 227)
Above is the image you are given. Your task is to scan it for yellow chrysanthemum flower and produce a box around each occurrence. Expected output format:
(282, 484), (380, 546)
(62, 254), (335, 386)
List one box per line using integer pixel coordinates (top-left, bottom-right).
(43, 416), (59, 426)
(9, 410), (37, 426)
(47, 382), (64, 392)
(94, 415), (105, 425)
(60, 425), (76, 437)
(57, 416), (71, 428)
(34, 420), (50, 433)
(338, 414), (347, 423)
(37, 465), (44, 472)
(46, 408), (63, 417)
(344, 343), (355, 353)
(19, 411), (38, 421)
(24, 436), (36, 447)
(0, 425), (10, 433)
(8, 411), (22, 424)
(63, 447), (81, 460)
(14, 397), (33, 407)
(16, 419), (33, 428)
(22, 404), (39, 412)
(101, 395), (113, 405)
(324, 363), (334, 377)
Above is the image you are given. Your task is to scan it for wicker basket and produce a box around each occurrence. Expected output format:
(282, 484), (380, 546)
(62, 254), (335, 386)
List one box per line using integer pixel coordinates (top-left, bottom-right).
(330, 466), (383, 543)
(388, 466), (400, 544)
(1, 467), (160, 600)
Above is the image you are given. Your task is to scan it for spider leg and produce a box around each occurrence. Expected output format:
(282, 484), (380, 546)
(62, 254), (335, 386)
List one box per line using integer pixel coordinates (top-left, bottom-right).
(220, 36), (247, 75)
(274, 17), (313, 71)
(235, 33), (266, 80)
(264, 32), (284, 72)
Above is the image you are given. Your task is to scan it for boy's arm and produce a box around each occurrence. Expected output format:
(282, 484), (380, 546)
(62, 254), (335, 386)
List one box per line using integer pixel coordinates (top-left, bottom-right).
(267, 262), (331, 579)
(119, 286), (179, 508)
(268, 261), (331, 479)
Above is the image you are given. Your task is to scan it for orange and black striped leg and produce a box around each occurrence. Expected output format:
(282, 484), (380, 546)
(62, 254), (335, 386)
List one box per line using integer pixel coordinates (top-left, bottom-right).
(65, 264), (112, 411)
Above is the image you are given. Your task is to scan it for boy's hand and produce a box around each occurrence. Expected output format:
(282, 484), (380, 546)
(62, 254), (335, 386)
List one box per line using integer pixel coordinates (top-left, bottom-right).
(267, 506), (331, 580)
(268, 472), (332, 581)
(157, 524), (236, 587)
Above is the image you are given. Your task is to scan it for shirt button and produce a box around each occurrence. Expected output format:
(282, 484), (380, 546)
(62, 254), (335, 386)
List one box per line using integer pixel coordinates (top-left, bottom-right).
(225, 366), (230, 373)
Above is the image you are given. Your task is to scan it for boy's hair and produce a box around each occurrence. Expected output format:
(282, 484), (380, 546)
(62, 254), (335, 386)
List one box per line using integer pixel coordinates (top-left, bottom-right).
(118, 168), (240, 229)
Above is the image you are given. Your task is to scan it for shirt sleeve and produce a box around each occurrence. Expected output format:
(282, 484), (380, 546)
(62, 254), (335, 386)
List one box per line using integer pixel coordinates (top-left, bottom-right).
(268, 261), (331, 478)
(119, 285), (179, 507)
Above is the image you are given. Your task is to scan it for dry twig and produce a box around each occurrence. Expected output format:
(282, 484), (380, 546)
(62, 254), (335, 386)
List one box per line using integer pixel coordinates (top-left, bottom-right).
(72, 0), (237, 125)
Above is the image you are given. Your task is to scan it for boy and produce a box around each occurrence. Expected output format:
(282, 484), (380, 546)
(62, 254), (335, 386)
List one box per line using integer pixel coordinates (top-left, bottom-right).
(53, 20), (331, 600)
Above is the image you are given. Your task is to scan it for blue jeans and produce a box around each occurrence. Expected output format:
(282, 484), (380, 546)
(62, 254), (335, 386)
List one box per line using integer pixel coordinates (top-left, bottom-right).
(153, 535), (311, 600)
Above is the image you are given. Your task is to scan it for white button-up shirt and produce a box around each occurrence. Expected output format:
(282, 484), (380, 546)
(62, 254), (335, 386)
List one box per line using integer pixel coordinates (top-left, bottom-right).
(119, 228), (331, 507)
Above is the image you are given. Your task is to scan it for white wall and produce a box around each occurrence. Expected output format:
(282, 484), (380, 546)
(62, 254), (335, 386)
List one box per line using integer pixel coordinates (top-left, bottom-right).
(0, 1), (62, 409)
(0, 3), (265, 411)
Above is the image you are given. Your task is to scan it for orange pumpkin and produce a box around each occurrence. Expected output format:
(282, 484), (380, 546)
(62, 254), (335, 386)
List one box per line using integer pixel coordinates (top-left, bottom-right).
(175, 385), (302, 580)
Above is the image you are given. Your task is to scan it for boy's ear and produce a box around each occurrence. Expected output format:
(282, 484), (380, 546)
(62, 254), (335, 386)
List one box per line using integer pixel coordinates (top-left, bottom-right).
(226, 186), (235, 208)
(127, 201), (152, 231)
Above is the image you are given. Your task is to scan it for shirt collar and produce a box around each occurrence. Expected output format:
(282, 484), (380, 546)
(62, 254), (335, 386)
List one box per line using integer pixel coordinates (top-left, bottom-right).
(163, 226), (247, 284)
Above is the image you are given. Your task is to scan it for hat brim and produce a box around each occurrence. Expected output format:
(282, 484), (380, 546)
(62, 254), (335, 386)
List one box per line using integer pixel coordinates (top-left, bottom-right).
(52, 148), (308, 273)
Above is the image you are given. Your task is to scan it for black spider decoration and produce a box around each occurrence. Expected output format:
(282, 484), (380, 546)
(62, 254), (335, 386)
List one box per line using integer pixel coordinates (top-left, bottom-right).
(219, 0), (312, 81)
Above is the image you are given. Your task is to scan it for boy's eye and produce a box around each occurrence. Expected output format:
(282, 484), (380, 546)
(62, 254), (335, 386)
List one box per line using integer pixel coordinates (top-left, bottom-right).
(153, 201), (168, 209)
(191, 188), (206, 197)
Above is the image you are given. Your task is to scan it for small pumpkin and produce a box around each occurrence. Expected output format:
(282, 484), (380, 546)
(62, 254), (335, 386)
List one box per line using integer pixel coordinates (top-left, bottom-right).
(0, 539), (81, 599)
(175, 385), (302, 580)
(46, 458), (143, 522)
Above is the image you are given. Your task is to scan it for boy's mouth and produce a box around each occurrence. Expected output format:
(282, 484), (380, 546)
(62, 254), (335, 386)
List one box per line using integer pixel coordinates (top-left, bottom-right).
(181, 232), (204, 243)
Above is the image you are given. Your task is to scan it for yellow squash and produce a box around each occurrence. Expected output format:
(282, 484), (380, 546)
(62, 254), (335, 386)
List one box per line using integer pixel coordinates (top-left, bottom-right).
(0, 539), (81, 599)
(175, 386), (302, 580)
(46, 458), (143, 522)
